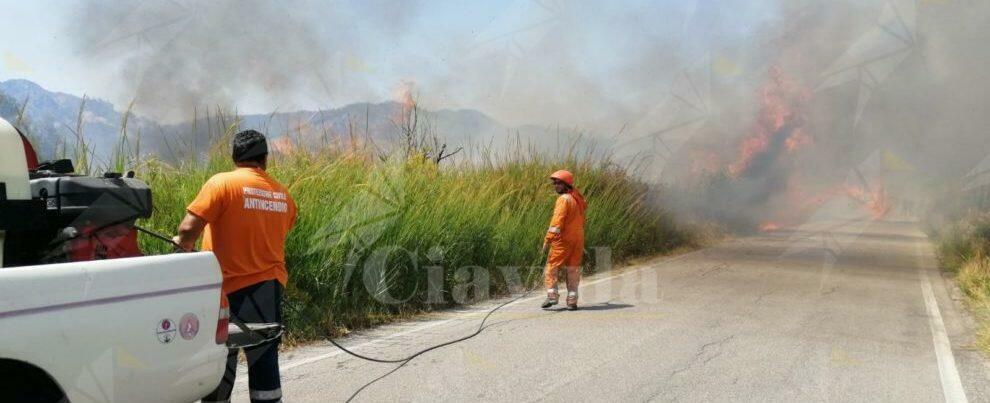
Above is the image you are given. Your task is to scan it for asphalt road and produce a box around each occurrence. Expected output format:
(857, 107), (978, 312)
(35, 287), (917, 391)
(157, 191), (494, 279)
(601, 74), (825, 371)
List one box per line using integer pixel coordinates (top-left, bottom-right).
(230, 217), (990, 402)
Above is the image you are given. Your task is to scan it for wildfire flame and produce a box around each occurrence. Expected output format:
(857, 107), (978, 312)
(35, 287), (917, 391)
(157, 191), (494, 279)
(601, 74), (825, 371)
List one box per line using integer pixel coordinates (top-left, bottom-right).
(843, 184), (891, 218)
(784, 128), (812, 152)
(270, 136), (295, 155)
(393, 80), (416, 122)
(728, 66), (812, 177)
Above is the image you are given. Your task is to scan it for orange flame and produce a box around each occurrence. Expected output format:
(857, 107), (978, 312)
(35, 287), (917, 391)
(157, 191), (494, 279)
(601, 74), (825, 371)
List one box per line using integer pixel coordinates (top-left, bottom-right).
(728, 66), (811, 176)
(842, 184), (891, 218)
(270, 136), (295, 155)
(393, 80), (416, 123)
(784, 128), (812, 152)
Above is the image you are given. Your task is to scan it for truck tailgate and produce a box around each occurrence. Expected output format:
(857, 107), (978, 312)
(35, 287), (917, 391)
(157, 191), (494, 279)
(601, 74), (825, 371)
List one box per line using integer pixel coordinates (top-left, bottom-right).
(0, 252), (227, 402)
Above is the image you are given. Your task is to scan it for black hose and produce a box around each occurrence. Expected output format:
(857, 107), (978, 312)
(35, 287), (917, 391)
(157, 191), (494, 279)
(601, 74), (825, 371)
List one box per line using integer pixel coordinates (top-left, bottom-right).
(138, 225), (547, 401)
(335, 286), (538, 402)
(329, 287), (535, 364)
(332, 255), (546, 402)
(133, 224), (192, 251)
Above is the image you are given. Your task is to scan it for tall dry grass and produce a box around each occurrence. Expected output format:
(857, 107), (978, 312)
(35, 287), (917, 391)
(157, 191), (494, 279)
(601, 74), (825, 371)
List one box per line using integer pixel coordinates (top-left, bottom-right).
(130, 117), (691, 340)
(936, 212), (990, 353)
(9, 94), (693, 340)
(16, 100), (693, 341)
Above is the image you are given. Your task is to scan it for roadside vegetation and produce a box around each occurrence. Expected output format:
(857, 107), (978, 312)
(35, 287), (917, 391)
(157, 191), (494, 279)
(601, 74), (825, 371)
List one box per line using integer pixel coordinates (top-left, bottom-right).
(932, 212), (990, 354)
(105, 108), (703, 342)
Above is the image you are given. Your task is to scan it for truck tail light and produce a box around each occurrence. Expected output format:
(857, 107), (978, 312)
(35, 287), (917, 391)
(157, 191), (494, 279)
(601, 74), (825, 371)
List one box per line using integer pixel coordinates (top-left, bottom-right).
(216, 301), (229, 345)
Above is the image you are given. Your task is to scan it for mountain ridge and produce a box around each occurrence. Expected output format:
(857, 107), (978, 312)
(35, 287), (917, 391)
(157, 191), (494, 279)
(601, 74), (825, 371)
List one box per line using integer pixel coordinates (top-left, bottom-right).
(0, 78), (592, 165)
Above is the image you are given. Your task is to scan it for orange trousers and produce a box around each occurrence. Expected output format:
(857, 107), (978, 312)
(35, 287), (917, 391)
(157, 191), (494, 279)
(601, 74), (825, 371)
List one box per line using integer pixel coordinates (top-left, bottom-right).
(544, 239), (583, 293)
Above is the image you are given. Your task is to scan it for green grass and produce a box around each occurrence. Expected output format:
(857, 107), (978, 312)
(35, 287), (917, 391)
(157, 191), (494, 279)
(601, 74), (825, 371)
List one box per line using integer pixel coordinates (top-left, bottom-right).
(8, 94), (693, 342)
(956, 257), (990, 352)
(10, 96), (701, 343)
(935, 212), (990, 354)
(132, 129), (694, 342)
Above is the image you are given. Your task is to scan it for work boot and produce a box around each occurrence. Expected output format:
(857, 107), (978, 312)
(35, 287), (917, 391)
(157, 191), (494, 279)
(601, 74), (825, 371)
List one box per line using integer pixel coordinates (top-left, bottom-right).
(566, 292), (578, 310)
(541, 290), (559, 309)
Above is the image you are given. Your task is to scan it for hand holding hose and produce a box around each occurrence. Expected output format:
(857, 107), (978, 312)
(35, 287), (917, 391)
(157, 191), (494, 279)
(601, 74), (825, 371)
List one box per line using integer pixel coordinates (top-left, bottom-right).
(133, 224), (195, 252)
(171, 236), (193, 253)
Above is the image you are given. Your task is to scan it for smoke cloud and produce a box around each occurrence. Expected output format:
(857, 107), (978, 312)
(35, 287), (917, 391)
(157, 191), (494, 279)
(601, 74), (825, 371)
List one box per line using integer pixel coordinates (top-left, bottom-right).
(649, 0), (990, 229)
(65, 1), (783, 127)
(64, 0), (990, 227)
(67, 0), (420, 121)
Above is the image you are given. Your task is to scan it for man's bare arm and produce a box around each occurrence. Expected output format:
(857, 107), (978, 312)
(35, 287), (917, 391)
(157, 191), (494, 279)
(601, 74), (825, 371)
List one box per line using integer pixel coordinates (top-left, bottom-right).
(173, 212), (207, 251)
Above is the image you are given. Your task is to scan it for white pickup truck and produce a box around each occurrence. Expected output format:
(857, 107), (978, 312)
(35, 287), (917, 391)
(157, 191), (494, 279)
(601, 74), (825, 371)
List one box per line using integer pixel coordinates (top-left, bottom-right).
(0, 117), (229, 402)
(0, 254), (229, 402)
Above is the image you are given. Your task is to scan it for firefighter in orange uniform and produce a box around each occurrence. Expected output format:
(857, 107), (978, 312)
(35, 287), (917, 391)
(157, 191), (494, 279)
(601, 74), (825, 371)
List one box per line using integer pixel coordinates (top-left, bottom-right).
(173, 130), (296, 403)
(541, 170), (587, 310)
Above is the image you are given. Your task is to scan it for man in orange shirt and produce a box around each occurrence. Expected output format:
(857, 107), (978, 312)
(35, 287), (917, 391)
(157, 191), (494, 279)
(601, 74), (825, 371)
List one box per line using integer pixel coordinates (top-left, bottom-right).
(173, 129), (297, 403)
(541, 170), (587, 310)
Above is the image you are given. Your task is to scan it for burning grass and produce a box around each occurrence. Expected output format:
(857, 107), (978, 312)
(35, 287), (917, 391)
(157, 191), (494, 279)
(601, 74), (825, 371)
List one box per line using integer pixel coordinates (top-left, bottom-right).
(132, 123), (694, 341)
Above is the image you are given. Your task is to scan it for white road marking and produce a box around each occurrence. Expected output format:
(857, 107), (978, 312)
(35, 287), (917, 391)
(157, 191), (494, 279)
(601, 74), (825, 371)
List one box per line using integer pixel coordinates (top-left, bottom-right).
(280, 318), (456, 371)
(916, 240), (969, 403)
(265, 249), (703, 377)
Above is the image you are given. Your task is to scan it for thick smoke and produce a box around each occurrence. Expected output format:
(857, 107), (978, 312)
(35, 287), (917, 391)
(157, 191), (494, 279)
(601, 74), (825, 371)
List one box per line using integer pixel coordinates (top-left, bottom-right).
(625, 0), (990, 230)
(65, 1), (782, 127)
(64, 1), (990, 228)
(67, 0), (419, 121)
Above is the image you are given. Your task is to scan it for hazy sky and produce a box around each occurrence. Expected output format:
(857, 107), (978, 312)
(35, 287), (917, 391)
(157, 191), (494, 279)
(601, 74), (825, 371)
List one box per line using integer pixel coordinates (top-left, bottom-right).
(7, 0), (988, 214)
(0, 0), (784, 128)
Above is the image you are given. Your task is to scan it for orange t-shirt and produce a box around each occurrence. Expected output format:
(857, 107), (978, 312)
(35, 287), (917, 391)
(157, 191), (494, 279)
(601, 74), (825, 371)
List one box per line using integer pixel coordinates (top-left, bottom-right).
(187, 167), (297, 295)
